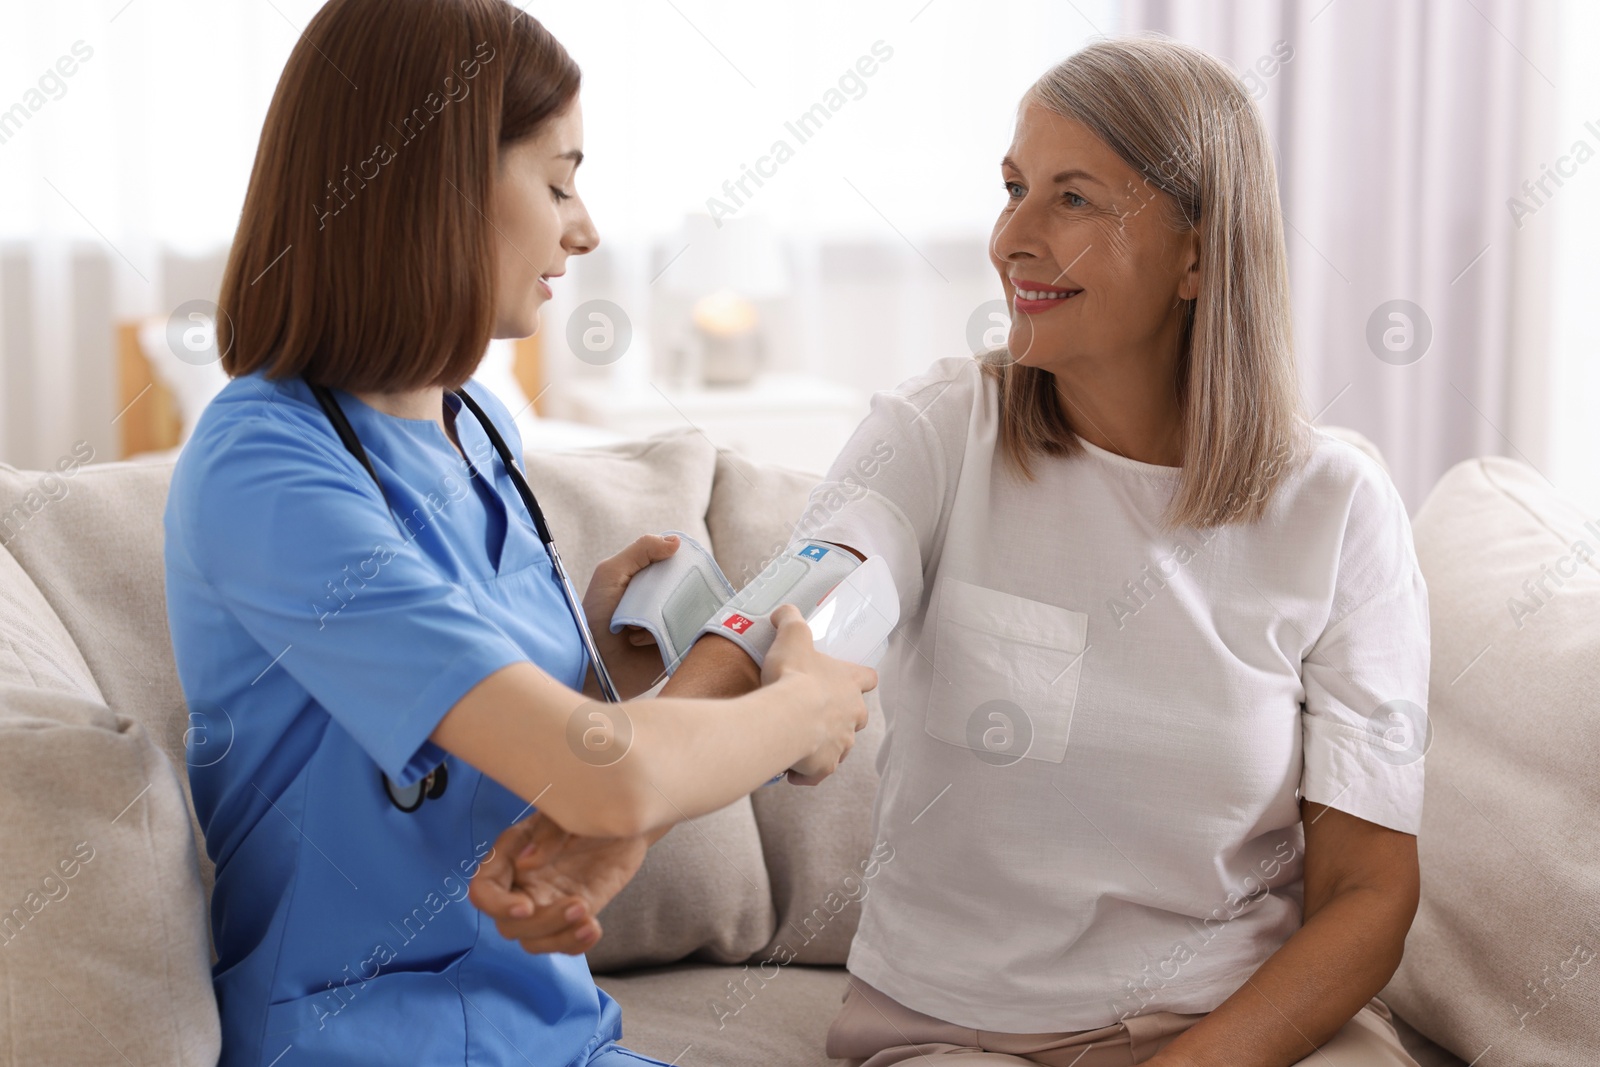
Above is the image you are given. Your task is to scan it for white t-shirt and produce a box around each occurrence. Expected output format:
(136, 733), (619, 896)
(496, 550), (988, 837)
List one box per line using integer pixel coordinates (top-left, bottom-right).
(802, 355), (1430, 1033)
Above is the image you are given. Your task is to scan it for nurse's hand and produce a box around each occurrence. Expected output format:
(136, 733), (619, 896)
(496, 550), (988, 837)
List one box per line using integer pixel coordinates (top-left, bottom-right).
(582, 533), (682, 700)
(469, 812), (662, 956)
(763, 604), (876, 785)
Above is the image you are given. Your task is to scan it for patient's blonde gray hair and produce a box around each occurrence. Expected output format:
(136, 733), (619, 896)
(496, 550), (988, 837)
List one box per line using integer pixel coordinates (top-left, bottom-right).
(986, 33), (1307, 529)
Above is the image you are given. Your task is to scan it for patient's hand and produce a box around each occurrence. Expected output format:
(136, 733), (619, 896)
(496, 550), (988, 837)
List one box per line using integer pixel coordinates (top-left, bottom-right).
(469, 812), (662, 956)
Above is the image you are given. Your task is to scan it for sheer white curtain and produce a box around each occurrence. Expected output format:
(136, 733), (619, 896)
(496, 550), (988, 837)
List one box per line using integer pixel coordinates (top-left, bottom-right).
(0, 0), (1113, 469)
(0, 0), (304, 468)
(1120, 0), (1564, 512)
(1547, 0), (1600, 513)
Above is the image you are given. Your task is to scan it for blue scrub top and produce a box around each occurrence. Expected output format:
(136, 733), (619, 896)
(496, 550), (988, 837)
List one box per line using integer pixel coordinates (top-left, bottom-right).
(163, 367), (620, 1067)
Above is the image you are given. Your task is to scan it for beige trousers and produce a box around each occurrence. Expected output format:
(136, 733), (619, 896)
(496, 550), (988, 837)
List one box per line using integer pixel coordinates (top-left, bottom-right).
(825, 975), (1421, 1067)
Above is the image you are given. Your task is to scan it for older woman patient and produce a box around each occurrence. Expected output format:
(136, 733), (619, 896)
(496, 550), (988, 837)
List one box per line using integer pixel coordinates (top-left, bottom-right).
(476, 34), (1429, 1067)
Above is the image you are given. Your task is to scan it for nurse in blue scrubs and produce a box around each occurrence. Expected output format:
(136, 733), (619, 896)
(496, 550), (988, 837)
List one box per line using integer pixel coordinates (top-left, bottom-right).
(161, 2), (875, 1064)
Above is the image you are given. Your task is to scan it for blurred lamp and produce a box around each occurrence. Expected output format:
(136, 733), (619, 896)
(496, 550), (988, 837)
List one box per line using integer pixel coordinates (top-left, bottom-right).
(662, 213), (788, 386)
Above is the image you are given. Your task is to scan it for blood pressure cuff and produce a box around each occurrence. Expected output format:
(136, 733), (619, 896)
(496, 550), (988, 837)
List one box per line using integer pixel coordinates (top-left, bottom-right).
(610, 532), (860, 674)
(608, 531), (734, 674)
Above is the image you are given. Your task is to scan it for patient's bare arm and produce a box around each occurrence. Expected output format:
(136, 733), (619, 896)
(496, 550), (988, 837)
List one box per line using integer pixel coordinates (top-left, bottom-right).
(659, 633), (762, 699)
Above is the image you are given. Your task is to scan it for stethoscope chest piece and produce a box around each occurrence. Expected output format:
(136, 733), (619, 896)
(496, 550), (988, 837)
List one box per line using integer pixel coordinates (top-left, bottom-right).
(382, 762), (449, 813)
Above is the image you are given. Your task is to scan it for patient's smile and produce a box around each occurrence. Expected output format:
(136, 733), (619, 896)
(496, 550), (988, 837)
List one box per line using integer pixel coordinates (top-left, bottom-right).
(1012, 286), (1082, 313)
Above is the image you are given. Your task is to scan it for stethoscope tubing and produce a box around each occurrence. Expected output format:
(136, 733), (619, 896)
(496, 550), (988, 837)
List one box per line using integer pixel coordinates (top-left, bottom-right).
(308, 379), (622, 704)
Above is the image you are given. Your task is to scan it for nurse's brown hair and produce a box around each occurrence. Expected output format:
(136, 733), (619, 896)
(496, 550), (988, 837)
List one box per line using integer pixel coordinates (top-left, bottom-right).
(217, 0), (579, 391)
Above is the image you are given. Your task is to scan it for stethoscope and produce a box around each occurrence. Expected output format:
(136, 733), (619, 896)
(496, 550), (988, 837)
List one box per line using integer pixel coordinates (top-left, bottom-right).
(306, 379), (621, 812)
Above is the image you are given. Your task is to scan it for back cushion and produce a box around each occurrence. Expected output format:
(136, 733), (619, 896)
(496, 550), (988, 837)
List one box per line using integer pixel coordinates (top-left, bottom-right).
(0, 682), (220, 1065)
(0, 458), (211, 897)
(1379, 457), (1600, 1066)
(0, 459), (187, 751)
(524, 432), (777, 972)
(704, 448), (888, 966)
(0, 538), (101, 700)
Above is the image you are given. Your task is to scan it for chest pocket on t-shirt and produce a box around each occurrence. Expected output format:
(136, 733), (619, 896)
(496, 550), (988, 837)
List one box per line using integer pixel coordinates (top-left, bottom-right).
(923, 577), (1089, 765)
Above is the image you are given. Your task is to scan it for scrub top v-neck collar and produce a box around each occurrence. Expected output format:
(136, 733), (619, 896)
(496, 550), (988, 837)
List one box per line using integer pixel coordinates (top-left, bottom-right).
(335, 384), (526, 579)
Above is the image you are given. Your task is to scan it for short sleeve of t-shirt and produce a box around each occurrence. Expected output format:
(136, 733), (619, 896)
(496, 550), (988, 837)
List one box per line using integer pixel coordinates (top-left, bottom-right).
(800, 358), (975, 621)
(1298, 453), (1431, 834)
(175, 411), (531, 788)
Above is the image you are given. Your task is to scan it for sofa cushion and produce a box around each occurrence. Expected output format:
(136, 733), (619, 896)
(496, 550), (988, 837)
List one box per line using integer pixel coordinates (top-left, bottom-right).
(0, 540), (100, 700)
(746, 698), (888, 968)
(522, 429), (719, 600)
(524, 431), (777, 972)
(0, 683), (219, 1065)
(1379, 456), (1600, 1066)
(601, 966), (1472, 1067)
(0, 459), (213, 907)
(0, 460), (189, 765)
(581, 809), (776, 974)
(704, 448), (889, 966)
(598, 963), (1470, 1067)
(597, 962), (850, 1067)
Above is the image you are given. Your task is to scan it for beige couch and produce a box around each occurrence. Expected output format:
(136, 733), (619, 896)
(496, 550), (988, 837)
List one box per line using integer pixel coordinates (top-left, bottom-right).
(2, 426), (1595, 1067)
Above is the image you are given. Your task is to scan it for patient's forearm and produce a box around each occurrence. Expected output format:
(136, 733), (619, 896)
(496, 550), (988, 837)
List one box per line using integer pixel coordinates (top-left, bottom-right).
(1148, 886), (1412, 1067)
(660, 633), (762, 699)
